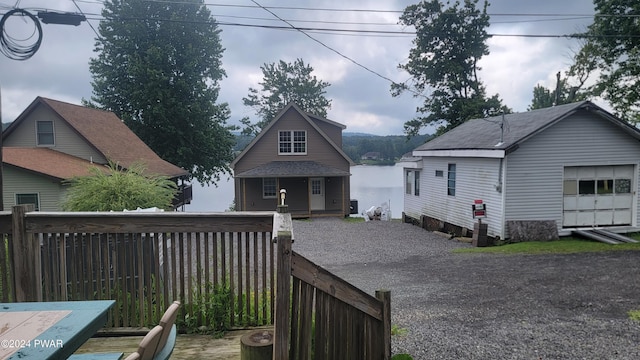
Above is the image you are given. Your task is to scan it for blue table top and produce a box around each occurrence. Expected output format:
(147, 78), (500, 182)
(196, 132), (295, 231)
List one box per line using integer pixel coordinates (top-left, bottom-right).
(0, 300), (115, 360)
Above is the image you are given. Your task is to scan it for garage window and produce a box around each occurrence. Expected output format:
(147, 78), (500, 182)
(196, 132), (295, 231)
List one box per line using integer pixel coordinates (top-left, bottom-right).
(615, 179), (631, 193)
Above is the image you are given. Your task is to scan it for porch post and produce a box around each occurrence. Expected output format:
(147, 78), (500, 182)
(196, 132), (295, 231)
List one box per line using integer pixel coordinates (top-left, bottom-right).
(12, 204), (42, 301)
(273, 203), (292, 360)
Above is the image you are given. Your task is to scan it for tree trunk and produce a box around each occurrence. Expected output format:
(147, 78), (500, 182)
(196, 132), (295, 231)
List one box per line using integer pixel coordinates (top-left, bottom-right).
(240, 330), (273, 360)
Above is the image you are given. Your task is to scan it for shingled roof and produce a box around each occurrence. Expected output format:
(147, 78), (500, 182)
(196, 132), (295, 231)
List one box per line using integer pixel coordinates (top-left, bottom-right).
(413, 101), (640, 154)
(3, 147), (105, 181)
(4, 97), (188, 178)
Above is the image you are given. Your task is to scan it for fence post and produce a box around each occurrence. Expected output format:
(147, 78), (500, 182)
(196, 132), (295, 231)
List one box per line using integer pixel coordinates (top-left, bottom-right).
(12, 204), (42, 302)
(376, 289), (391, 360)
(272, 205), (292, 360)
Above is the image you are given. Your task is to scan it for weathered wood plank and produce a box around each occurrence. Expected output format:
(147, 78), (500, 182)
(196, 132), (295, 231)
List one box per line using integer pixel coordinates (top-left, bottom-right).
(376, 289), (391, 360)
(0, 212), (13, 234)
(273, 225), (292, 360)
(11, 204), (41, 302)
(25, 212), (274, 233)
(291, 251), (383, 321)
(0, 234), (12, 302)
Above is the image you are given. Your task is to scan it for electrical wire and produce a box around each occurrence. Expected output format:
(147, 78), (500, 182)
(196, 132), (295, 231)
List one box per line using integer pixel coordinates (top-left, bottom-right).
(0, 8), (42, 60)
(248, 0), (424, 98)
(72, 0), (100, 39)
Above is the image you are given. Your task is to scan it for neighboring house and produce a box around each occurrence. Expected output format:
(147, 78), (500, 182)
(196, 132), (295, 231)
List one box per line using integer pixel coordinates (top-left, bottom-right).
(402, 101), (640, 239)
(2, 96), (191, 211)
(361, 151), (381, 160)
(231, 102), (354, 217)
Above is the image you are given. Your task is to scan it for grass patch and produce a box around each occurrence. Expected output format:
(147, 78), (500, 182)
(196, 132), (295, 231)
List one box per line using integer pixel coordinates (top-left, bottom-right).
(343, 216), (365, 223)
(453, 238), (640, 255)
(391, 324), (408, 337)
(629, 309), (640, 322)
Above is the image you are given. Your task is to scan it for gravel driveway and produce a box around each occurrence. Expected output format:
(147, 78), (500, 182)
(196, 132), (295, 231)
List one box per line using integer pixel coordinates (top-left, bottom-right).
(291, 218), (640, 360)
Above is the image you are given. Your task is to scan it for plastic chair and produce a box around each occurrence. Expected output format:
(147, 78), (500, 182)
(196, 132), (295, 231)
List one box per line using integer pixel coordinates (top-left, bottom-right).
(137, 325), (164, 360)
(156, 301), (180, 354)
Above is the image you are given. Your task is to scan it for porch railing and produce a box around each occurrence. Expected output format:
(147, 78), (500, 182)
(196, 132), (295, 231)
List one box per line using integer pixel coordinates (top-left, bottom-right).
(1, 205), (276, 329)
(272, 207), (391, 360)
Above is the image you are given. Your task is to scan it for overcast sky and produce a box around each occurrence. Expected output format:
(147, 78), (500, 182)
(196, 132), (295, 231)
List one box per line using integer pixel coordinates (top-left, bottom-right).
(0, 0), (597, 136)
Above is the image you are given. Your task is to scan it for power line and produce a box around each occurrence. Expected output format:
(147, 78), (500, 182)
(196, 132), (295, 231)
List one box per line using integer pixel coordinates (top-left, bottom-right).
(72, 0), (100, 38)
(140, 0), (640, 19)
(248, 0), (419, 97)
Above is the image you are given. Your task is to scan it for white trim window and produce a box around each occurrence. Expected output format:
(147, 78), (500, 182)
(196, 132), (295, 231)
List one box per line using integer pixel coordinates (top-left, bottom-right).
(279, 130), (306, 155)
(263, 178), (277, 199)
(16, 193), (40, 211)
(36, 120), (55, 146)
(405, 170), (420, 196)
(447, 163), (456, 196)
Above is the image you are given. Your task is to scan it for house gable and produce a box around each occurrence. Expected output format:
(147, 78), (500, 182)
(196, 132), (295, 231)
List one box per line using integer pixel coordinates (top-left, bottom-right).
(4, 97), (188, 178)
(3, 102), (107, 163)
(232, 103), (353, 174)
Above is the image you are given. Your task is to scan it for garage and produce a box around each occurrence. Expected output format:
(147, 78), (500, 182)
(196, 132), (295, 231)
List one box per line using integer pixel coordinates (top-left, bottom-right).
(563, 165), (635, 227)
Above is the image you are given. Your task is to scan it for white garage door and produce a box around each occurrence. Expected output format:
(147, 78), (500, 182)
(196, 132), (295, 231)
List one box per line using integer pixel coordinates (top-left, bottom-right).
(563, 165), (634, 227)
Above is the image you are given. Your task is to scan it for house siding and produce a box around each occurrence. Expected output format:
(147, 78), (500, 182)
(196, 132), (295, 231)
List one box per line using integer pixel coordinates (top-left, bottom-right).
(3, 166), (65, 211)
(4, 106), (107, 163)
(504, 110), (640, 236)
(234, 108), (350, 174)
(410, 157), (504, 237)
(312, 118), (342, 148)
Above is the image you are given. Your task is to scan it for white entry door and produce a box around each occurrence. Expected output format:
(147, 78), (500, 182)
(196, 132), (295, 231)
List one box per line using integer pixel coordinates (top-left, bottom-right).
(563, 165), (634, 227)
(310, 177), (325, 210)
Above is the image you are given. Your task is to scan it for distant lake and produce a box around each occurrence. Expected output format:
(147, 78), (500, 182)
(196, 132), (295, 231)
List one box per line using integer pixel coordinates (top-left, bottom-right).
(185, 165), (404, 218)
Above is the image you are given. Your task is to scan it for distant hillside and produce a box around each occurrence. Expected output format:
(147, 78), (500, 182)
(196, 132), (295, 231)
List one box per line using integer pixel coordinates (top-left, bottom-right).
(342, 134), (432, 163)
(232, 132), (433, 163)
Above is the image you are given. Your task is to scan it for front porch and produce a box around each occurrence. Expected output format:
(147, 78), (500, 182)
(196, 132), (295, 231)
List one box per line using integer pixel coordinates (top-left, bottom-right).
(235, 164), (351, 217)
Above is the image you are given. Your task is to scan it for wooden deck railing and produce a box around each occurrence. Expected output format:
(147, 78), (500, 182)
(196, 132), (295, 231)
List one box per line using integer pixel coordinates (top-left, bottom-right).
(272, 207), (391, 360)
(1, 205), (277, 329)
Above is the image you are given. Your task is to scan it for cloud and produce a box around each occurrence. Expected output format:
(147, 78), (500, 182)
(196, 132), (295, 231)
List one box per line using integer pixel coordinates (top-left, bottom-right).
(0, 0), (599, 137)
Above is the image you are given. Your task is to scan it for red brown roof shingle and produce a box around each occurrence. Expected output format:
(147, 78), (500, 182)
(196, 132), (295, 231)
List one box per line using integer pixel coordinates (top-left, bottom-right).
(5, 97), (188, 179)
(3, 147), (106, 180)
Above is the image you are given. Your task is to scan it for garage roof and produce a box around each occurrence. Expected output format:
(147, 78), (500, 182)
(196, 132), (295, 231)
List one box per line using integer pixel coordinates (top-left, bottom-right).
(413, 101), (640, 156)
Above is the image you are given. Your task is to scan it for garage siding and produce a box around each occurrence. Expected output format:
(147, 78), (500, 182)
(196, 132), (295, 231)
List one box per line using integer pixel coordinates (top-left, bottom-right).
(504, 110), (640, 235)
(413, 157), (504, 237)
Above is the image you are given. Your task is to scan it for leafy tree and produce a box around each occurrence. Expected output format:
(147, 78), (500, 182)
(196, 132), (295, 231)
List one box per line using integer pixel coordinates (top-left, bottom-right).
(571, 0), (640, 123)
(392, 0), (509, 136)
(528, 71), (587, 110)
(62, 163), (177, 211)
(88, 0), (235, 184)
(242, 58), (331, 135)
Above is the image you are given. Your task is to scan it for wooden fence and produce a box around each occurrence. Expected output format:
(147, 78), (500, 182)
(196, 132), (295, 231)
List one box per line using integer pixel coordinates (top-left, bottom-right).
(272, 207), (391, 360)
(0, 204), (392, 358)
(0, 205), (276, 329)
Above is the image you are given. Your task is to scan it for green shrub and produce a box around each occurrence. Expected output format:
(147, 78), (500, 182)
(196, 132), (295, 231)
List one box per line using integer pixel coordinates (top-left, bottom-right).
(181, 282), (231, 337)
(391, 354), (414, 360)
(629, 309), (640, 322)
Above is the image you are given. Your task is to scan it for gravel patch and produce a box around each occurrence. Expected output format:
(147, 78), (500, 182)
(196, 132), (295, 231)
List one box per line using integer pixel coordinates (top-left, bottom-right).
(292, 218), (640, 359)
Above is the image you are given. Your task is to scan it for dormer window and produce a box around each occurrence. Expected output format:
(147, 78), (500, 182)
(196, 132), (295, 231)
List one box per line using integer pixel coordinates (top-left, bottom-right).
(36, 120), (54, 146)
(279, 130), (306, 155)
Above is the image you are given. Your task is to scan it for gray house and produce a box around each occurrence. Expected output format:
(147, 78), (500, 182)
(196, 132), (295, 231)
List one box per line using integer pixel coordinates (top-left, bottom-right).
(231, 102), (354, 217)
(402, 101), (640, 239)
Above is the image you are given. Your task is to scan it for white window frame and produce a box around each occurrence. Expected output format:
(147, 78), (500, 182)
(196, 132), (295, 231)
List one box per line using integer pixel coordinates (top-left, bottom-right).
(36, 120), (55, 146)
(263, 178), (277, 199)
(278, 130), (307, 155)
(16, 193), (40, 211)
(405, 170), (420, 196)
(447, 163), (456, 196)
